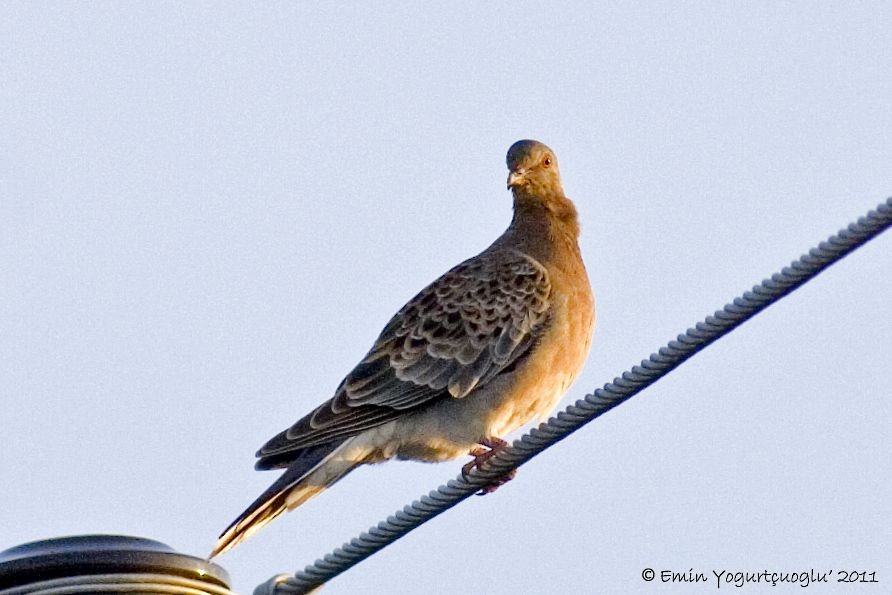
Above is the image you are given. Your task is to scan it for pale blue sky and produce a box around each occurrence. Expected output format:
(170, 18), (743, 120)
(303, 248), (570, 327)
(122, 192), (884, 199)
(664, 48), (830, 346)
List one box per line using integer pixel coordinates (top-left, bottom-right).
(2, 3), (890, 594)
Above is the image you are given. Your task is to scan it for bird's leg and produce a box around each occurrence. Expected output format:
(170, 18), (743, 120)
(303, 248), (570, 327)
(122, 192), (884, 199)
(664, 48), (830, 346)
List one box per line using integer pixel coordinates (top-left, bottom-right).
(461, 446), (489, 479)
(480, 436), (508, 450)
(461, 437), (517, 495)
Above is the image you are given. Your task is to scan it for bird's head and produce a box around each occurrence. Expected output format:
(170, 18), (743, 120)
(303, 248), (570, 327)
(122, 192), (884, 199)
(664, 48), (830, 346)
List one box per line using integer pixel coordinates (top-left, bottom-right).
(506, 139), (563, 198)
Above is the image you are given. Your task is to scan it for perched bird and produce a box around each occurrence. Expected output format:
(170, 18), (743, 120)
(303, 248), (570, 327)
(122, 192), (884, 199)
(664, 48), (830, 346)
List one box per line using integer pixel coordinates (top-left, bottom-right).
(211, 139), (595, 557)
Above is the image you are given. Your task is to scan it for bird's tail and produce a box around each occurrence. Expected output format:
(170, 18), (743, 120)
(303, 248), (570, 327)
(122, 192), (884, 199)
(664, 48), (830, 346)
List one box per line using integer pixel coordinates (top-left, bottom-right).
(210, 439), (356, 558)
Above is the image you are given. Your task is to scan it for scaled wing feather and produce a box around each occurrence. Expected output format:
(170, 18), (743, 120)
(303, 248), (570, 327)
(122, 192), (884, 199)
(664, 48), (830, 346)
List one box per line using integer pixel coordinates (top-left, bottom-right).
(256, 249), (551, 463)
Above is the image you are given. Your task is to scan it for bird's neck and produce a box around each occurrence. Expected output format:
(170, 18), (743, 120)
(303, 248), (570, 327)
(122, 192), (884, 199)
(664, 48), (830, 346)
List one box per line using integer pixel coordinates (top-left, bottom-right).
(502, 192), (581, 264)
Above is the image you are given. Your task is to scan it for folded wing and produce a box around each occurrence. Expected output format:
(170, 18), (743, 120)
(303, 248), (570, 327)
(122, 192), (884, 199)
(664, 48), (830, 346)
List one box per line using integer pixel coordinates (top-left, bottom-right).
(256, 249), (552, 468)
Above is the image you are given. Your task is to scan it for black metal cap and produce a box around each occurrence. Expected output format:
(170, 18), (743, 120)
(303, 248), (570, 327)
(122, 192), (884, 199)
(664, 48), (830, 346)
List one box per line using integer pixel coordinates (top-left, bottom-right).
(0, 535), (231, 590)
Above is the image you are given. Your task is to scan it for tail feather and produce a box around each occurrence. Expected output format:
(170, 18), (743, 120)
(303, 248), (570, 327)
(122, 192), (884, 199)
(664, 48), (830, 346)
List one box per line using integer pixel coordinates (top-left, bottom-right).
(211, 440), (353, 558)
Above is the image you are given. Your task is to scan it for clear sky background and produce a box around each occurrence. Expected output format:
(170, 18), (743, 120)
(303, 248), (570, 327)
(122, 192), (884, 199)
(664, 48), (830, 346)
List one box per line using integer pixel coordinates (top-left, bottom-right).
(2, 3), (890, 594)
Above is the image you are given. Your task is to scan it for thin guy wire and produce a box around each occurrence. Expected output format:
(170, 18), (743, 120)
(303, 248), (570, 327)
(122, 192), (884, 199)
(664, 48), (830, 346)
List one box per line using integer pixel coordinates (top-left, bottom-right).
(259, 198), (892, 595)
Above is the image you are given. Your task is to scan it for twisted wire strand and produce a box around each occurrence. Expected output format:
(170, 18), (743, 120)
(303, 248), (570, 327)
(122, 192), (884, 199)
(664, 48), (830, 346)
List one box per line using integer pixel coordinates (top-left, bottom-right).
(259, 198), (892, 595)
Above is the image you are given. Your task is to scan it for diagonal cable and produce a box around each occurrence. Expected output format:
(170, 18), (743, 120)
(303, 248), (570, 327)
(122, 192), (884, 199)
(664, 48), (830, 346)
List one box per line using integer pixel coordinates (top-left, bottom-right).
(257, 197), (892, 595)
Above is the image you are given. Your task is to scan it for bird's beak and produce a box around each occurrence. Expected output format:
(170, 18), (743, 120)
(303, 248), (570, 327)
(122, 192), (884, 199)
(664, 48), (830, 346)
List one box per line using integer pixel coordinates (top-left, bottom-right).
(507, 170), (524, 190)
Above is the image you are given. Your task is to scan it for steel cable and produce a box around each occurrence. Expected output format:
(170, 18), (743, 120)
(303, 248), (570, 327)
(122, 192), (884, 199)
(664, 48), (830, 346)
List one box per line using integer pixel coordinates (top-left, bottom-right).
(258, 197), (892, 595)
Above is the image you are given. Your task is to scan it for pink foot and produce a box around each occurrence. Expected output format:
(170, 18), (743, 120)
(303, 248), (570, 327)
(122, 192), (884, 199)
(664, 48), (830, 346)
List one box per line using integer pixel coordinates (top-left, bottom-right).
(461, 437), (517, 495)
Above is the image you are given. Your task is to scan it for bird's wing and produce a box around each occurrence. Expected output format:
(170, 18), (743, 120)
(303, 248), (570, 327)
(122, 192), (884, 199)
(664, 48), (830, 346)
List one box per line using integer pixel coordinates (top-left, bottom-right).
(256, 249), (552, 465)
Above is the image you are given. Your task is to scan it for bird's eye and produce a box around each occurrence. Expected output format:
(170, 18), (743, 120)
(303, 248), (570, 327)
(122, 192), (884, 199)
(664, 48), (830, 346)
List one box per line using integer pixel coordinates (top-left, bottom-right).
(543, 157), (552, 167)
